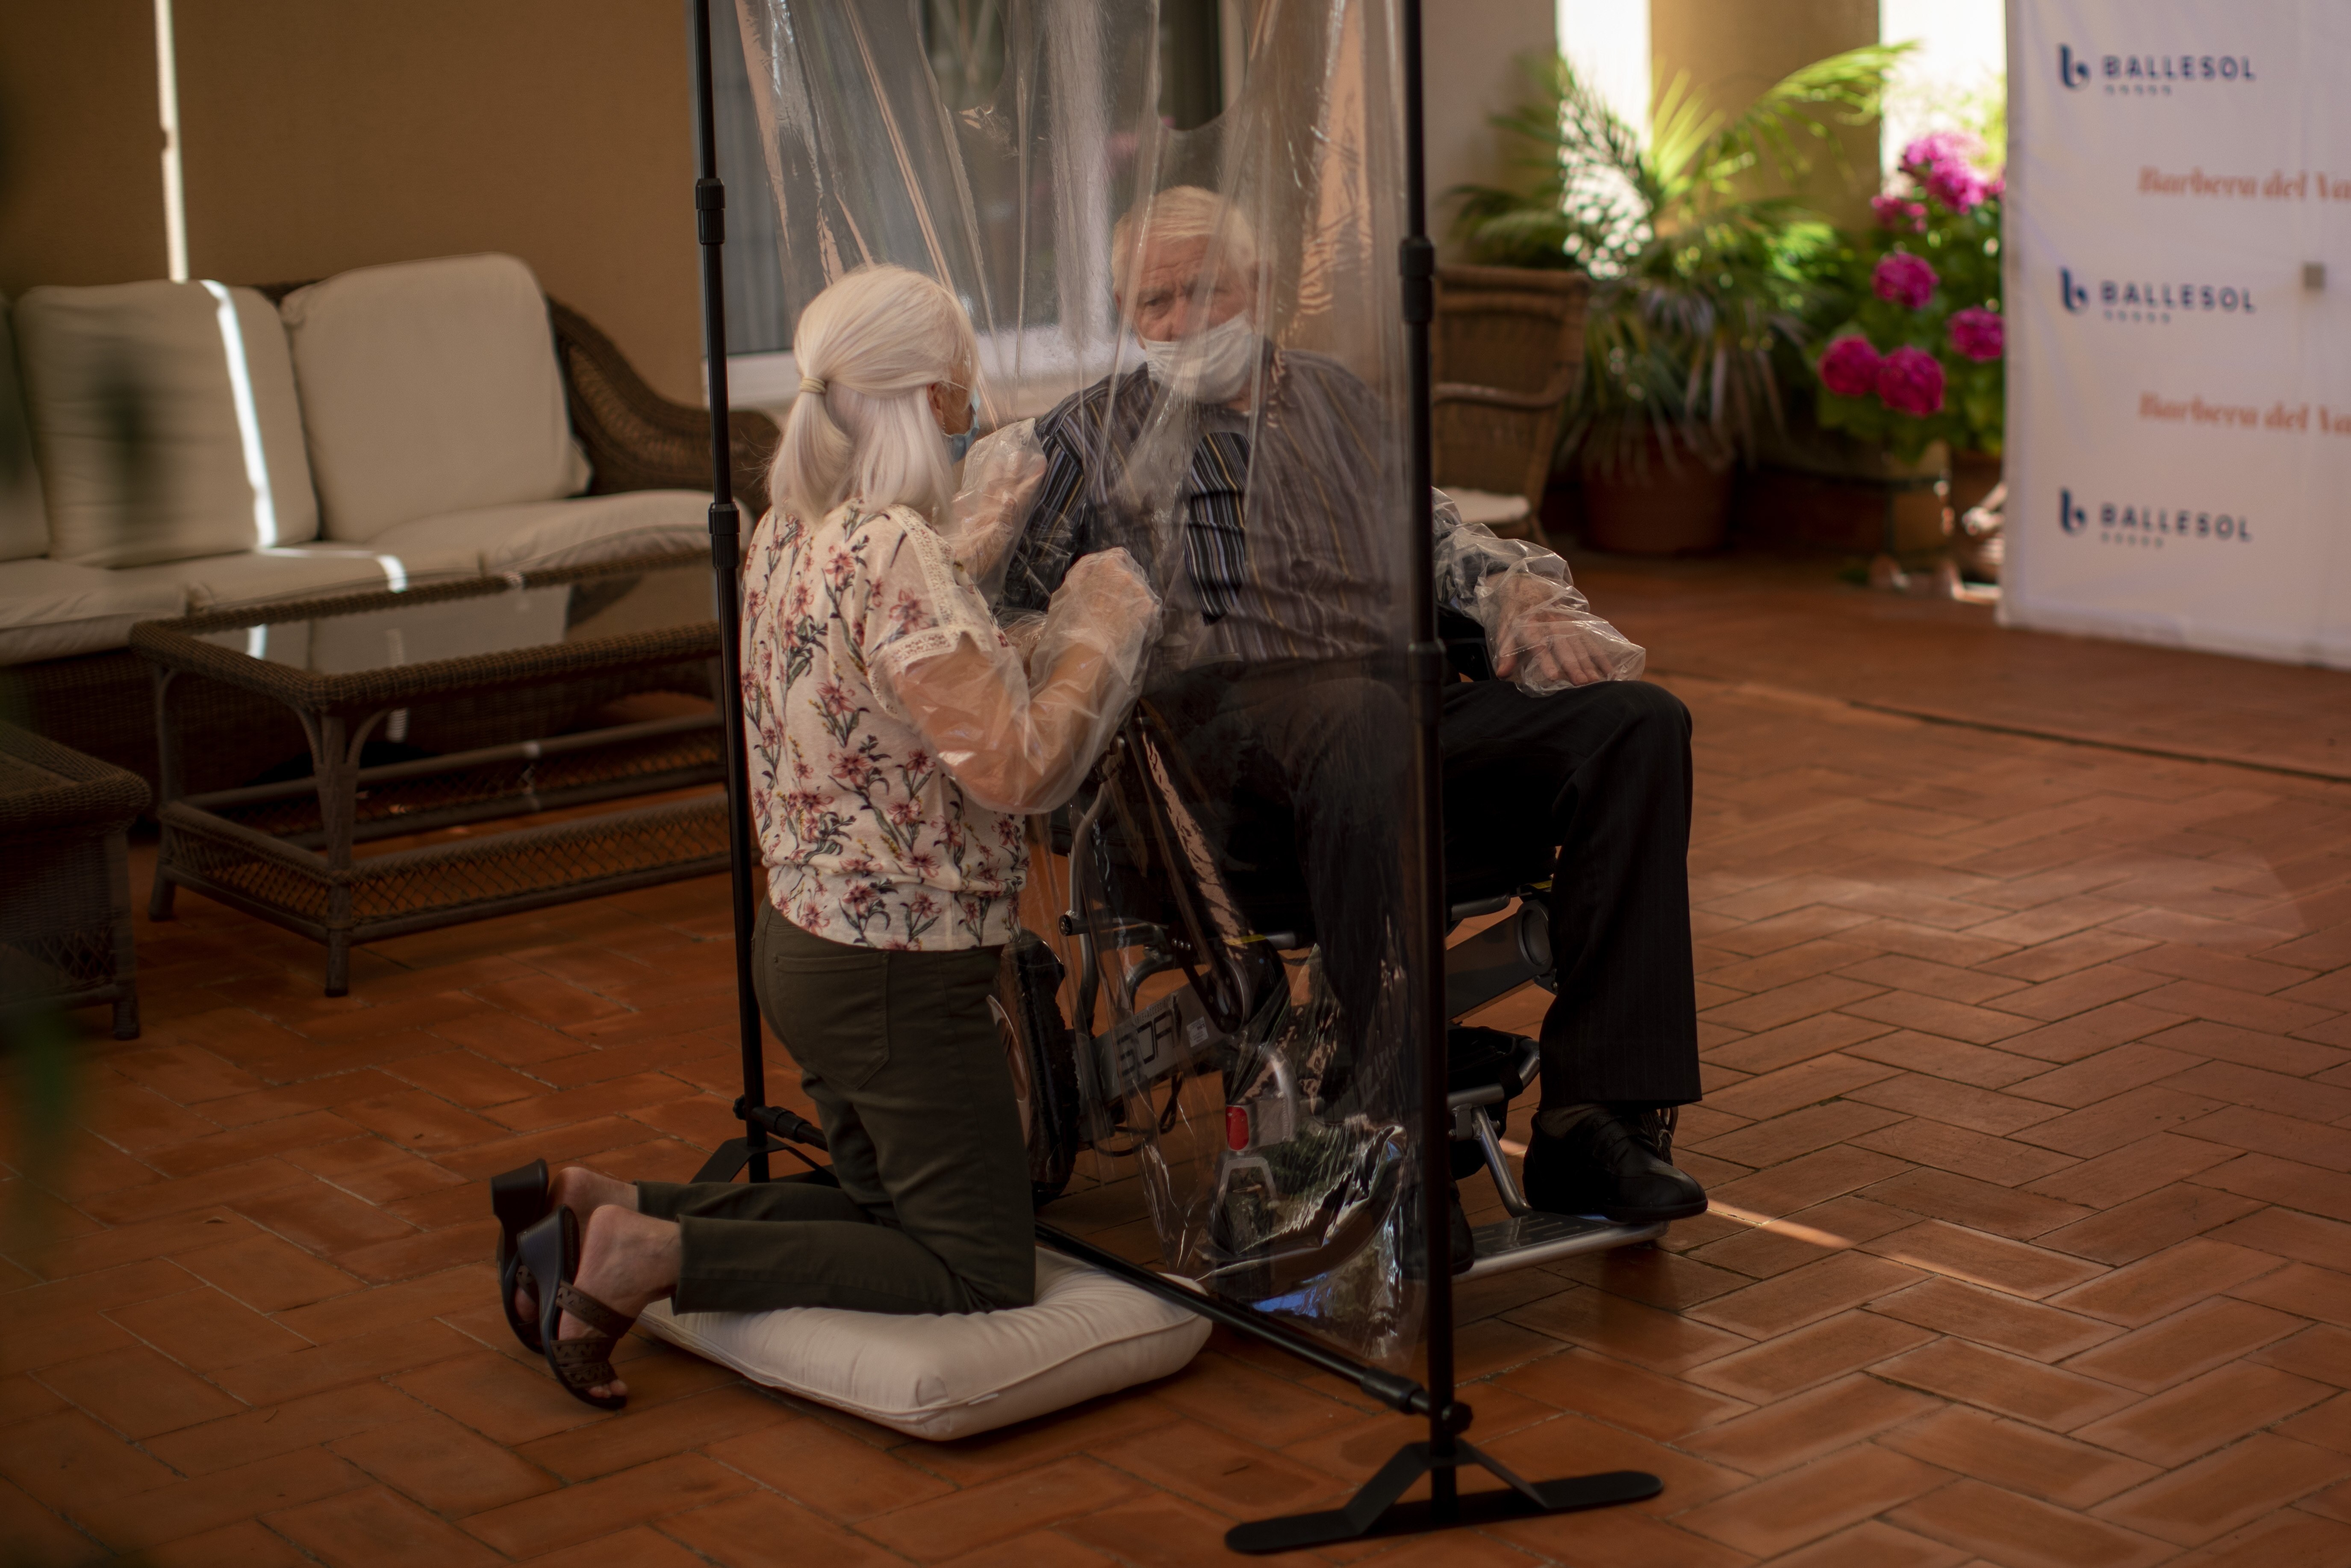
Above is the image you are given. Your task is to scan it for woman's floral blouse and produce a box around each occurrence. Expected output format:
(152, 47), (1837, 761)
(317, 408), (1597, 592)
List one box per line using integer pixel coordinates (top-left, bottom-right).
(741, 499), (1026, 950)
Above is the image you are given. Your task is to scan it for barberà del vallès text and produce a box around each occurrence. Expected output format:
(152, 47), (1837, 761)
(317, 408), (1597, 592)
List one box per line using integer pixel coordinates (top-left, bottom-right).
(2138, 394), (2351, 438)
(2139, 168), (2351, 200)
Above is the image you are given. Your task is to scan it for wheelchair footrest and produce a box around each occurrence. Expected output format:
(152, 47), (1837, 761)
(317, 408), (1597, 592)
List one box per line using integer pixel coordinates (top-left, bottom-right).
(1461, 1211), (1666, 1279)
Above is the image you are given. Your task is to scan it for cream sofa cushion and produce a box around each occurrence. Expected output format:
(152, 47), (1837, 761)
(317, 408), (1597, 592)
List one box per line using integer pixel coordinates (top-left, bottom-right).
(0, 300), (49, 562)
(1437, 487), (1532, 530)
(636, 1248), (1211, 1441)
(112, 538), (481, 612)
(366, 490), (710, 578)
(0, 558), (186, 664)
(14, 281), (318, 567)
(282, 254), (589, 544)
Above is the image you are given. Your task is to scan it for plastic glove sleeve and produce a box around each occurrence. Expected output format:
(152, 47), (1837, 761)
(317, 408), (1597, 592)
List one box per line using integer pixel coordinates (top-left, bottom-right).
(1431, 491), (1645, 692)
(939, 419), (1047, 606)
(875, 547), (1158, 814)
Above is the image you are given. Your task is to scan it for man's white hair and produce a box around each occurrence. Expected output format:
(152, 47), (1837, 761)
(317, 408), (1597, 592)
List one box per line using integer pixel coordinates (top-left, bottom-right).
(770, 264), (978, 525)
(1110, 185), (1261, 303)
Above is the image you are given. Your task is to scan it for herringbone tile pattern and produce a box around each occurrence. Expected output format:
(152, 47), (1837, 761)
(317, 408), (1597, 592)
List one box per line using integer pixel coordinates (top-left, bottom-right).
(7, 582), (2351, 1565)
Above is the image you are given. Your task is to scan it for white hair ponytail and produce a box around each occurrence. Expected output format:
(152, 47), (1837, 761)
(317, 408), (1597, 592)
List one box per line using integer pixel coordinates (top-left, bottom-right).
(771, 265), (978, 528)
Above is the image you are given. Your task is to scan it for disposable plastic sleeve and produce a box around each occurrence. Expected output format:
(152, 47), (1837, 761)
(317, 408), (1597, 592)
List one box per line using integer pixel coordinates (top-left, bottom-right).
(1431, 492), (1646, 693)
(938, 419), (1046, 606)
(872, 547), (1158, 815)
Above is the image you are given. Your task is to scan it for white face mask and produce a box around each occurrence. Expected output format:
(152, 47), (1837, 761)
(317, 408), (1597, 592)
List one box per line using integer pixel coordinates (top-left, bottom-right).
(1139, 310), (1259, 404)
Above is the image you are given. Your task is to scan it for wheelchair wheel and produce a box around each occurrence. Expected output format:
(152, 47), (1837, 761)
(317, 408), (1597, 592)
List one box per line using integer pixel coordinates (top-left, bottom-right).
(996, 931), (1081, 1207)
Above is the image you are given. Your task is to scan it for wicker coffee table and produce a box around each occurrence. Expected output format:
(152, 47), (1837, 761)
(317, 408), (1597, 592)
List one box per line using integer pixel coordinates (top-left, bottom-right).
(132, 552), (732, 994)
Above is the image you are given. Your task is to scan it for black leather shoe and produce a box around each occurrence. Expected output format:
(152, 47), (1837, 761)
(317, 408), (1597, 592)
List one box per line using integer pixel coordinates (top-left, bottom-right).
(1523, 1106), (1707, 1223)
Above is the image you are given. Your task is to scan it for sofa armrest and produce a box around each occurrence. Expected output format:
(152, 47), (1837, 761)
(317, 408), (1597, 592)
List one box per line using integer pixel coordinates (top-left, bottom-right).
(548, 300), (778, 519)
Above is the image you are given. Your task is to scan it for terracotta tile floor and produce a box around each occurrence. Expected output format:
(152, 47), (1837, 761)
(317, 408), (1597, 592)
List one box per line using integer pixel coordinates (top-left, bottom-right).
(9, 560), (2351, 1566)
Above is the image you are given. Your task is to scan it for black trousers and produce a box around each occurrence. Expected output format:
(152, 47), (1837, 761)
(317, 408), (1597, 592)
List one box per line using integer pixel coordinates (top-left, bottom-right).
(637, 907), (1034, 1314)
(1155, 667), (1700, 1108)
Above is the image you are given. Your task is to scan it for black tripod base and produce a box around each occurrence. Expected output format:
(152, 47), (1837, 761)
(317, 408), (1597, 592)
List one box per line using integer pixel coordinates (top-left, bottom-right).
(1225, 1440), (1658, 1554)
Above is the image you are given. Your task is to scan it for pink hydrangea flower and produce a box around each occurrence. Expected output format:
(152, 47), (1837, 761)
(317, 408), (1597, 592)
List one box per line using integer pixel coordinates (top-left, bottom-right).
(1925, 162), (1989, 212)
(1874, 251), (1938, 310)
(1948, 307), (2004, 362)
(1872, 193), (1928, 232)
(1900, 130), (2000, 214)
(1876, 346), (1946, 416)
(1817, 336), (1884, 398)
(1900, 131), (1975, 174)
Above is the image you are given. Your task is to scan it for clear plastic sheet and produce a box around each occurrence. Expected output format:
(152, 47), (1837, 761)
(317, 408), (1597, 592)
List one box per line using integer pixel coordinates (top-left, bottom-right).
(737, 0), (1430, 1365)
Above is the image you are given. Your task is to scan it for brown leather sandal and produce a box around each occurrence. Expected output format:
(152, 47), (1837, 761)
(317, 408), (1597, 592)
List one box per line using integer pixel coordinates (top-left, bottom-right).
(516, 1207), (635, 1411)
(490, 1159), (551, 1352)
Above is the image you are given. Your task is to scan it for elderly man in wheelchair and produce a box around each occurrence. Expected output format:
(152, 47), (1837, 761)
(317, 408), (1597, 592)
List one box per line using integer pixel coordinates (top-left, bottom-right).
(967, 186), (1706, 1285)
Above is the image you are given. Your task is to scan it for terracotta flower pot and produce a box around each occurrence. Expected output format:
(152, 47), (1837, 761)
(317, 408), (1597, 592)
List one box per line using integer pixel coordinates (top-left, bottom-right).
(1579, 437), (1732, 555)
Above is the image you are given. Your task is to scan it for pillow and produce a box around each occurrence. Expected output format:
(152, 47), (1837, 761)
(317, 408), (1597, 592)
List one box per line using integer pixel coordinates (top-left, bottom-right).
(364, 490), (710, 578)
(0, 299), (49, 562)
(1438, 487), (1532, 530)
(281, 254), (588, 543)
(634, 1248), (1211, 1441)
(0, 558), (186, 665)
(13, 281), (318, 566)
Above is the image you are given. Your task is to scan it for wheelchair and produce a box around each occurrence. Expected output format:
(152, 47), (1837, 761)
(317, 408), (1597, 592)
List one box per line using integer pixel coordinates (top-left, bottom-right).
(995, 626), (1670, 1294)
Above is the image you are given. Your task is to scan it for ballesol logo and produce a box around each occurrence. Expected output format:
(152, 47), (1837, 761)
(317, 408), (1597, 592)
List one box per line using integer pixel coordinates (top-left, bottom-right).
(2059, 488), (2252, 549)
(2059, 268), (2255, 323)
(2058, 44), (2257, 95)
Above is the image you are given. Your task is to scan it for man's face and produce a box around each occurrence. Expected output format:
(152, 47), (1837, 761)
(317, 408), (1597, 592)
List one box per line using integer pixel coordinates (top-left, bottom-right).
(1122, 234), (1251, 343)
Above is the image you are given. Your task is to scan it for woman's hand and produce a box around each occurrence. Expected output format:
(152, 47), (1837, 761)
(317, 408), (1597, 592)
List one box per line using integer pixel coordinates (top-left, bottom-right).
(944, 421), (1049, 592)
(886, 547), (1160, 815)
(1054, 548), (1158, 634)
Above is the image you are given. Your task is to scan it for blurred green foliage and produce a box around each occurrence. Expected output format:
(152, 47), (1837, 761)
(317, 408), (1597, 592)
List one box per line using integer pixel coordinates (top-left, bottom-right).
(1449, 44), (1908, 481)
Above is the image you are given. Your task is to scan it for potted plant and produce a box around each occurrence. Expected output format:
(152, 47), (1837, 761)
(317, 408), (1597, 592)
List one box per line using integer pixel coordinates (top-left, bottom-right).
(1809, 131), (2005, 522)
(1451, 46), (1904, 554)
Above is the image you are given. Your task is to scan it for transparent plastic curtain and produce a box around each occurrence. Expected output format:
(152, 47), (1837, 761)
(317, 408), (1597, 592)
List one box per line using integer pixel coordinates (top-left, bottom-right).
(734, 0), (1426, 1365)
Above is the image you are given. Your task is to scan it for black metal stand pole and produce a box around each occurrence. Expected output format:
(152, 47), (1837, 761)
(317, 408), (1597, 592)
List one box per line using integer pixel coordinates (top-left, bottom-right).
(1224, 0), (1660, 1549)
(690, 0), (770, 1186)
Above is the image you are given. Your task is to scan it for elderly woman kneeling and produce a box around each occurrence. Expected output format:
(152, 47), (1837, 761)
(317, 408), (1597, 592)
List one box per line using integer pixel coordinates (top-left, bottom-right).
(492, 265), (1157, 1408)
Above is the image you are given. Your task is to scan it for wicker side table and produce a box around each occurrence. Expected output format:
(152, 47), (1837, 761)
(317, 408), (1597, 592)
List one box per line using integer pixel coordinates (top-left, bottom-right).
(0, 722), (150, 1039)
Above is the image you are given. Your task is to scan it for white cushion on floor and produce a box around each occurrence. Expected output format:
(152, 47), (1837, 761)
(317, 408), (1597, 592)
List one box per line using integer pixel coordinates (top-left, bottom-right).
(282, 254), (590, 543)
(1437, 487), (1532, 529)
(368, 490), (711, 576)
(635, 1248), (1211, 1441)
(0, 557), (186, 664)
(0, 299), (50, 562)
(14, 280), (319, 566)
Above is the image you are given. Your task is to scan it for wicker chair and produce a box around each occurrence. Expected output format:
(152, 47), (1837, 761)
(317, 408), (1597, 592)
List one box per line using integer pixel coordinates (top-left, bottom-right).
(0, 294), (777, 798)
(1431, 265), (1590, 543)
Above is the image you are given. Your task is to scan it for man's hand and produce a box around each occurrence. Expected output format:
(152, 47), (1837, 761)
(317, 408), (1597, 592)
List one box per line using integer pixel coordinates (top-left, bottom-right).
(1492, 578), (1611, 689)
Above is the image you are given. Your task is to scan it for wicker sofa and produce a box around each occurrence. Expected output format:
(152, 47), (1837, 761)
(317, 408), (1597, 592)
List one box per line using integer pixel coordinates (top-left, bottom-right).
(0, 255), (775, 793)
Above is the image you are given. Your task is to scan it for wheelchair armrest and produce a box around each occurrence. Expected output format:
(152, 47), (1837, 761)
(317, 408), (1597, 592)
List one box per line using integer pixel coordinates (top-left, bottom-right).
(1437, 604), (1496, 683)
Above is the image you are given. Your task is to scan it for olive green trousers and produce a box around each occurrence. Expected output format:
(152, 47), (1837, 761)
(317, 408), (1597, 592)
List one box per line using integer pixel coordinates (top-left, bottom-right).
(636, 903), (1034, 1314)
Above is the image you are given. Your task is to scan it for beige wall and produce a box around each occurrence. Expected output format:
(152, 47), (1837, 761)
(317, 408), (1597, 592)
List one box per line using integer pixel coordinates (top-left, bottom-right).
(174, 1), (704, 404)
(1421, 0), (1558, 254)
(0, 3), (169, 297)
(1650, 0), (1883, 227)
(2, 2), (705, 405)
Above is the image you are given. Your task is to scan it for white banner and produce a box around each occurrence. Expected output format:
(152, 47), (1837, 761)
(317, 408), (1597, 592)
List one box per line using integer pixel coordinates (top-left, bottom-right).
(2004, 0), (2351, 668)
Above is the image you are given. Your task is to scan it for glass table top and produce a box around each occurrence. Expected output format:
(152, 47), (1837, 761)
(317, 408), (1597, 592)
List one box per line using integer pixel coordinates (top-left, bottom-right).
(189, 560), (716, 675)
